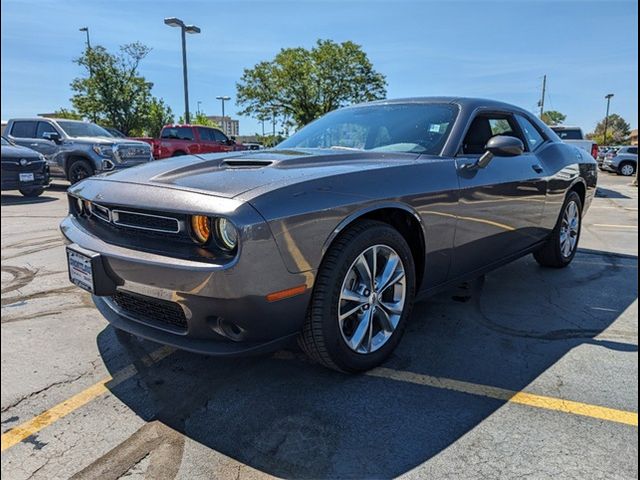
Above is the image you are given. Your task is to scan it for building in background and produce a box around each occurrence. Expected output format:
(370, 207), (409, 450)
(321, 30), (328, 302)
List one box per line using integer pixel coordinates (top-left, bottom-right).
(207, 116), (239, 137)
(630, 129), (638, 146)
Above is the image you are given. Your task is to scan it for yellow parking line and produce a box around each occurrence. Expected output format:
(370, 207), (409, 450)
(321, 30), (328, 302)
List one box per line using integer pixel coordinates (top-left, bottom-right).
(0, 346), (174, 452)
(366, 368), (638, 427)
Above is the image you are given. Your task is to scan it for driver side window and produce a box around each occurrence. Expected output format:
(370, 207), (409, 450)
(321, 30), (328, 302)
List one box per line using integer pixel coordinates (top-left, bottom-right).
(462, 114), (525, 155)
(36, 122), (58, 139)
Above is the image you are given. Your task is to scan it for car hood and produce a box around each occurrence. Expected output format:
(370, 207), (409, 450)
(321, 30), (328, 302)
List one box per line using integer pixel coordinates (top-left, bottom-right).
(67, 136), (149, 146)
(1, 144), (41, 158)
(89, 148), (420, 199)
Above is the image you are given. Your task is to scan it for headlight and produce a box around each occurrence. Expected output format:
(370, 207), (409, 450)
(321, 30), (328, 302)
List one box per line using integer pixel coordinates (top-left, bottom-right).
(214, 217), (238, 251)
(190, 215), (211, 245)
(92, 144), (114, 158)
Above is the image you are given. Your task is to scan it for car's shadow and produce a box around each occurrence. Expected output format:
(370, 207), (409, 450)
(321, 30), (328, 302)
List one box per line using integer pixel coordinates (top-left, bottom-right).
(596, 186), (632, 199)
(98, 248), (637, 478)
(0, 193), (58, 205)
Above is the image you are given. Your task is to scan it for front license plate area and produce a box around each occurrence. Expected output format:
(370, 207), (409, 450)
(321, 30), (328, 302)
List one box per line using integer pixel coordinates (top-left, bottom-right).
(67, 248), (95, 293)
(66, 246), (118, 296)
(19, 172), (35, 182)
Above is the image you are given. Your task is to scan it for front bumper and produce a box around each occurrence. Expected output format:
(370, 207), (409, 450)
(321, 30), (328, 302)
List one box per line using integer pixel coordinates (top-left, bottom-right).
(1, 165), (50, 191)
(61, 209), (314, 356)
(601, 161), (618, 172)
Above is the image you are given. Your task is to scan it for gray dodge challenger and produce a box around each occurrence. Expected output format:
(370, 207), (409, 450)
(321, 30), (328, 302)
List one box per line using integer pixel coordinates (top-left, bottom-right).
(61, 97), (597, 372)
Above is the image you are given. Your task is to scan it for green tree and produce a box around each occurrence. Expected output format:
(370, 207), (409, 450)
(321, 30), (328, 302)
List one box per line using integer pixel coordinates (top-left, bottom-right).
(541, 110), (566, 126)
(70, 42), (157, 135)
(237, 39), (386, 128)
(177, 111), (221, 128)
(141, 98), (174, 137)
(586, 114), (631, 145)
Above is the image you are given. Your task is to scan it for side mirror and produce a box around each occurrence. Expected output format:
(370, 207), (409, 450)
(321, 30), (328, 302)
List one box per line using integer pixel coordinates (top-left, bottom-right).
(43, 131), (61, 143)
(475, 135), (525, 169)
(226, 138), (236, 146)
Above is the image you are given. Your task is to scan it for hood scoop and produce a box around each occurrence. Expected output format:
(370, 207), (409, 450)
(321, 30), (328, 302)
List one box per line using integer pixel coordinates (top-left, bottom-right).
(221, 159), (274, 168)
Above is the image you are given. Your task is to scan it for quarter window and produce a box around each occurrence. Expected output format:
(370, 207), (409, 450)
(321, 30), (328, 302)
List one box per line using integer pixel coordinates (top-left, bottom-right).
(516, 115), (546, 151)
(10, 121), (37, 138)
(628, 147), (638, 155)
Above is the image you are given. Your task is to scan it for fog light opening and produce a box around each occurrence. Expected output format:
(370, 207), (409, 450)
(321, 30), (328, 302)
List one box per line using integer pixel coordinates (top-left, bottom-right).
(217, 318), (246, 341)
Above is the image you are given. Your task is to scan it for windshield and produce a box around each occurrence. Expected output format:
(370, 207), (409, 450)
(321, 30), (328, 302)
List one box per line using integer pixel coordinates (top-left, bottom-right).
(278, 103), (458, 155)
(57, 121), (113, 138)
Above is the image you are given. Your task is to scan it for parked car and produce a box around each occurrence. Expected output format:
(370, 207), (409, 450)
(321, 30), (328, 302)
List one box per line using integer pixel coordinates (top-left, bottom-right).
(134, 124), (247, 160)
(601, 145), (638, 176)
(1, 136), (50, 197)
(550, 125), (599, 160)
(5, 118), (153, 183)
(62, 97), (597, 372)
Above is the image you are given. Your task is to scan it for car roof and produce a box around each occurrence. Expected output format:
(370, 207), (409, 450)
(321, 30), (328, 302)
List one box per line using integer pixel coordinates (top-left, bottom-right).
(348, 96), (535, 115)
(9, 117), (86, 123)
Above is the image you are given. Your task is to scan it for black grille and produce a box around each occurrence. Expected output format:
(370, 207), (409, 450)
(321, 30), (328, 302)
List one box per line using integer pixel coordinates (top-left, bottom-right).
(111, 290), (187, 331)
(113, 210), (179, 233)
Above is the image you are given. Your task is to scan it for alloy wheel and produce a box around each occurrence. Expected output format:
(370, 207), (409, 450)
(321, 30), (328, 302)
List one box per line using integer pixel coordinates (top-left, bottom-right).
(620, 164), (635, 176)
(559, 200), (580, 258)
(338, 244), (406, 354)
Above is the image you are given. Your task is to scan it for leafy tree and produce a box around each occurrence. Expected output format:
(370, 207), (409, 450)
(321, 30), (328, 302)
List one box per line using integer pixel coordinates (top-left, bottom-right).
(50, 108), (84, 120)
(586, 114), (631, 145)
(177, 111), (221, 128)
(70, 42), (156, 135)
(237, 39), (387, 128)
(141, 98), (174, 137)
(541, 110), (566, 126)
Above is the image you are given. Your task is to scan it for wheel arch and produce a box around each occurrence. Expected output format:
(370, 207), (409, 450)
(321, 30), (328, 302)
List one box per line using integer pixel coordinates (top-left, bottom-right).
(568, 178), (586, 209)
(321, 203), (427, 290)
(64, 154), (94, 179)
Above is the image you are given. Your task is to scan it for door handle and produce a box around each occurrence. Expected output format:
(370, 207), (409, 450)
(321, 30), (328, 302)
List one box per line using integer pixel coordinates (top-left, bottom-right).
(532, 164), (544, 173)
(30, 143), (39, 146)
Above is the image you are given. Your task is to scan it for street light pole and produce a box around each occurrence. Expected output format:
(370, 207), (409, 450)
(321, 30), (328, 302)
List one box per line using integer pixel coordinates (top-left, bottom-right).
(197, 101), (202, 115)
(79, 27), (96, 122)
(164, 17), (201, 125)
(216, 96), (231, 134)
(79, 27), (91, 49)
(603, 93), (614, 146)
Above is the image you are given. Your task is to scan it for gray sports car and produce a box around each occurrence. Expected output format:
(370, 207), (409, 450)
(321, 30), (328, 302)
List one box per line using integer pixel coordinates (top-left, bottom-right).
(61, 97), (597, 372)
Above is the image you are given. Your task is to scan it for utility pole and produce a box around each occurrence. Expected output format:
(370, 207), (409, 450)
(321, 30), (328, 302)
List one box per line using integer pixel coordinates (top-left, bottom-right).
(197, 101), (202, 115)
(603, 93), (614, 146)
(538, 74), (547, 118)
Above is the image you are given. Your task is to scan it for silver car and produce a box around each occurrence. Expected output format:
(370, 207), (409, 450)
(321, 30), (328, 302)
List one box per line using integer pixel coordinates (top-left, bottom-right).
(601, 145), (638, 176)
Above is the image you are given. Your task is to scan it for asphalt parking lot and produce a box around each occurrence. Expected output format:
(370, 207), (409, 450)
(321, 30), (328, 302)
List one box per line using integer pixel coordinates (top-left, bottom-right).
(1, 172), (638, 479)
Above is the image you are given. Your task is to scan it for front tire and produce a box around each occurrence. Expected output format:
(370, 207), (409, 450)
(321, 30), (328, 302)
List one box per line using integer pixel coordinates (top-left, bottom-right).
(299, 220), (416, 372)
(19, 187), (44, 197)
(67, 159), (94, 184)
(534, 191), (582, 268)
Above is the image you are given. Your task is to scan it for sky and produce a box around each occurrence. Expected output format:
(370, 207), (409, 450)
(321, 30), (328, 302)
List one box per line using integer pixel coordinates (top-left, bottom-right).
(1, 0), (638, 136)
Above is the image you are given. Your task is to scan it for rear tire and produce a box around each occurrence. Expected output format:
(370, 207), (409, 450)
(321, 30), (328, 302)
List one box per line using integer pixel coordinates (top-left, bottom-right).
(19, 187), (44, 197)
(298, 220), (416, 372)
(67, 159), (94, 184)
(534, 191), (582, 268)
(618, 162), (636, 177)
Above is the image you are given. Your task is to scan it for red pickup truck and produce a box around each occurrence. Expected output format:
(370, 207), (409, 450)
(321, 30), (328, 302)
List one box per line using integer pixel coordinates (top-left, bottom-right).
(136, 124), (247, 160)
